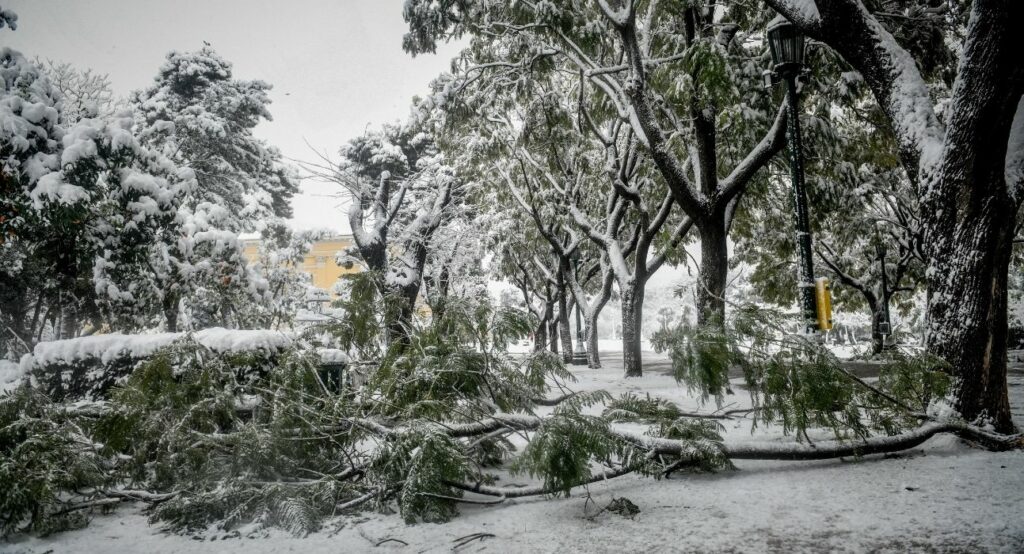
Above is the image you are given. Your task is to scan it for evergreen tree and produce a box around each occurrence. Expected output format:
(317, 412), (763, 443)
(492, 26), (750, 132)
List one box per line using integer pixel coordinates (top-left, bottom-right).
(132, 46), (299, 330)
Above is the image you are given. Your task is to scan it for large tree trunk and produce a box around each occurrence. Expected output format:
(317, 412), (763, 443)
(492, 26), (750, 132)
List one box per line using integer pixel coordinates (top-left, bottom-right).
(870, 305), (885, 356)
(387, 279), (422, 347)
(920, 3), (1022, 434)
(696, 218), (728, 328)
(60, 308), (79, 340)
(533, 319), (548, 352)
(557, 276), (573, 363)
(620, 283), (645, 377)
(925, 199), (1016, 432)
(584, 312), (601, 369)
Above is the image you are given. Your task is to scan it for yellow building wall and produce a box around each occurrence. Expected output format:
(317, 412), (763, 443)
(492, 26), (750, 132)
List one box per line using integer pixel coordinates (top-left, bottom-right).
(243, 235), (361, 296)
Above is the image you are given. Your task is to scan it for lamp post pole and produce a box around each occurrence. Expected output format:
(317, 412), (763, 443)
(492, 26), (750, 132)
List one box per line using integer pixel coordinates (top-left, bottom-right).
(876, 240), (892, 349)
(768, 15), (817, 334)
(784, 73), (817, 333)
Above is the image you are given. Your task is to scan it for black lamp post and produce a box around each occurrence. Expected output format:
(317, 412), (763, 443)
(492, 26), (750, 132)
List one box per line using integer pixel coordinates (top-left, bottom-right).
(875, 237), (892, 345)
(571, 255), (588, 366)
(767, 15), (817, 333)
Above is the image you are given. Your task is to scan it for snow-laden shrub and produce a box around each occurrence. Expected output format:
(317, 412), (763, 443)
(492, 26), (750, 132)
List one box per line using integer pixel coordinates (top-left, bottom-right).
(0, 296), (593, 535)
(22, 328), (294, 400)
(0, 386), (109, 536)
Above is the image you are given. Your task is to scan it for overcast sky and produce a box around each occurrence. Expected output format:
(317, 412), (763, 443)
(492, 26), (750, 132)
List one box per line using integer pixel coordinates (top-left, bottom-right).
(3, 0), (464, 234)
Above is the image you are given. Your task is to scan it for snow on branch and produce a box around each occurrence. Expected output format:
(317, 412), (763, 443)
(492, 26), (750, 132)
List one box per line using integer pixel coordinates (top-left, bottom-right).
(1006, 96), (1024, 204)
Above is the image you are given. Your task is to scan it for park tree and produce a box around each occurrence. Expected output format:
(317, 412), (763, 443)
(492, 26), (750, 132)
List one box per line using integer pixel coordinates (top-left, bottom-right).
(317, 114), (458, 344)
(763, 0), (1023, 431)
(131, 45), (299, 331)
(0, 43), (195, 353)
(402, 0), (788, 328)
(433, 46), (692, 374)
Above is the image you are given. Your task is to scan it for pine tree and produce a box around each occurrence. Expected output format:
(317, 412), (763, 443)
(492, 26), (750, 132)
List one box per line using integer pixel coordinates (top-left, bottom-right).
(132, 46), (299, 331)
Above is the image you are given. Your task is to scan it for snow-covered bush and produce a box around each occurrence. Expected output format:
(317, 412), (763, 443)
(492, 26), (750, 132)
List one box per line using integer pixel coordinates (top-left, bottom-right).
(0, 386), (108, 536)
(21, 328), (294, 400)
(0, 288), (732, 537)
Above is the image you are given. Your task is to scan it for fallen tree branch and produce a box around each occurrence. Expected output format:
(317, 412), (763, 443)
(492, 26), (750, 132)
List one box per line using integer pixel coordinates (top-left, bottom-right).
(675, 408), (759, 420)
(52, 497), (123, 516)
(419, 491), (507, 505)
(103, 489), (179, 504)
(447, 465), (636, 498)
(621, 422), (1022, 461)
(336, 487), (393, 512)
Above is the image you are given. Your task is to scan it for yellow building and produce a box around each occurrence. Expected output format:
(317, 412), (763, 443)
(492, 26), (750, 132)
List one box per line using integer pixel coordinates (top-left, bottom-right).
(243, 235), (361, 296)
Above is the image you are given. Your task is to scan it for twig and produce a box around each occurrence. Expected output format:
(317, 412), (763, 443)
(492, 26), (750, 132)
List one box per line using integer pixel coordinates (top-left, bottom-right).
(52, 497), (122, 516)
(532, 391), (579, 406)
(453, 533), (496, 549)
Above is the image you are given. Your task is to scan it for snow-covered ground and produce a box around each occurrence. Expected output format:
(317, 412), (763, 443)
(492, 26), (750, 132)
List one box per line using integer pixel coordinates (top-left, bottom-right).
(5, 351), (1023, 553)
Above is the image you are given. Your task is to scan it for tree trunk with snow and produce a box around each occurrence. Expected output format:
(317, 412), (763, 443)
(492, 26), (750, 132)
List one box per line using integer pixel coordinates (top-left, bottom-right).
(585, 313), (601, 368)
(547, 317), (559, 355)
(697, 218), (729, 328)
(533, 317), (548, 352)
(620, 284), (645, 377)
(557, 271), (574, 363)
(925, 181), (1016, 431)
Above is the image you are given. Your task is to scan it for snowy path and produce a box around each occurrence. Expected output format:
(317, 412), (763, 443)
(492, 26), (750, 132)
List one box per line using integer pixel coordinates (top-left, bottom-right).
(5, 352), (1024, 553)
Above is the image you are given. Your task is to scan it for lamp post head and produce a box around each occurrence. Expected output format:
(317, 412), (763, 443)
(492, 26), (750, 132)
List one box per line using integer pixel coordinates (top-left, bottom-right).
(874, 222), (888, 258)
(767, 15), (805, 78)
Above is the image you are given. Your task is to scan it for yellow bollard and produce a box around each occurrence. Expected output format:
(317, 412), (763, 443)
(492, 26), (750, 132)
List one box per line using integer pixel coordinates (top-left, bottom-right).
(814, 277), (833, 331)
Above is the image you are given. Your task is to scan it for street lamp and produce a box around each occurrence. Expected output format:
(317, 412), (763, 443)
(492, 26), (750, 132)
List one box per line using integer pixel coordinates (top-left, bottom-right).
(571, 254), (588, 366)
(767, 14), (818, 333)
(875, 232), (892, 345)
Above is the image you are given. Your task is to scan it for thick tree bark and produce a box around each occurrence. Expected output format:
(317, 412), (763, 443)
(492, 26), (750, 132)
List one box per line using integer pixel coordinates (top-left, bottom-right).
(547, 317), (559, 355)
(559, 302), (573, 363)
(917, 5), (1022, 433)
(585, 314), (601, 368)
(869, 298), (885, 356)
(696, 218), (728, 328)
(557, 272), (574, 363)
(926, 191), (1016, 432)
(387, 279), (421, 346)
(533, 295), (553, 353)
(533, 318), (548, 352)
(620, 283), (645, 377)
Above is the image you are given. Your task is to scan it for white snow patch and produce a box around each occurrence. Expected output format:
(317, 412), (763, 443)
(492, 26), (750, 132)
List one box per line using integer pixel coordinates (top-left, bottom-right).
(0, 358), (24, 392)
(22, 328), (295, 370)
